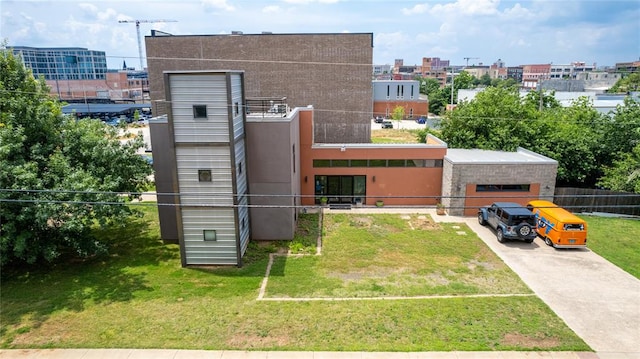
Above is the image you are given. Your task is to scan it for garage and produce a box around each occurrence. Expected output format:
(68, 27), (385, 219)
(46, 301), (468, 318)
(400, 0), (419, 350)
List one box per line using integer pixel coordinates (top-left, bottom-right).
(441, 148), (558, 216)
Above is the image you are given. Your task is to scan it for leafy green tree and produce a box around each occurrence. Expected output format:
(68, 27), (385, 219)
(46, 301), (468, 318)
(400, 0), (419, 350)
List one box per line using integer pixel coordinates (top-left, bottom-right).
(439, 86), (539, 150)
(608, 72), (640, 93)
(532, 100), (603, 185)
(598, 144), (640, 193)
(598, 97), (640, 161)
(391, 105), (405, 128)
(439, 86), (605, 186)
(0, 48), (152, 268)
(479, 73), (492, 86)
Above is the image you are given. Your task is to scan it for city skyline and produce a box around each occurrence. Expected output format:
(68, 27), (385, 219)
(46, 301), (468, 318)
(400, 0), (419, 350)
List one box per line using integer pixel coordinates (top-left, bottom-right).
(1, 0), (638, 70)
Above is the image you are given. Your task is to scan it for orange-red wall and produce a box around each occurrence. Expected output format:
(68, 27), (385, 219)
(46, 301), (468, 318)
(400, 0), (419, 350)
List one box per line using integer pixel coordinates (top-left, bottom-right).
(299, 108), (445, 206)
(373, 101), (428, 118)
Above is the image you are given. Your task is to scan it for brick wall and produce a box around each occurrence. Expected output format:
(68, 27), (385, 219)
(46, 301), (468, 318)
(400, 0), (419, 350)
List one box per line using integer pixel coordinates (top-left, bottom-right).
(443, 161), (557, 216)
(146, 33), (373, 143)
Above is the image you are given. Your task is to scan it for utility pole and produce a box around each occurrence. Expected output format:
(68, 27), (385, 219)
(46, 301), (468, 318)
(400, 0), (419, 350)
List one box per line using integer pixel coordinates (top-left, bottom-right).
(119, 19), (177, 70)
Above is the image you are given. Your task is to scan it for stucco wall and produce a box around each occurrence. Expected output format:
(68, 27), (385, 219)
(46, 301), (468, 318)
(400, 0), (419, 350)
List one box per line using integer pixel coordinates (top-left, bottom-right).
(245, 114), (300, 240)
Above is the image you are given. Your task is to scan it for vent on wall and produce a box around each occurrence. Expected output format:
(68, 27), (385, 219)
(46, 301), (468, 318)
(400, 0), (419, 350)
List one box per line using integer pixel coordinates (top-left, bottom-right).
(231, 31), (243, 35)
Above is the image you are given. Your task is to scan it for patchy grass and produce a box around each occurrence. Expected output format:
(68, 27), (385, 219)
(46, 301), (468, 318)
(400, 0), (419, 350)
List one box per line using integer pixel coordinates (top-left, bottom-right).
(581, 215), (640, 278)
(371, 129), (420, 143)
(267, 214), (529, 298)
(0, 207), (589, 351)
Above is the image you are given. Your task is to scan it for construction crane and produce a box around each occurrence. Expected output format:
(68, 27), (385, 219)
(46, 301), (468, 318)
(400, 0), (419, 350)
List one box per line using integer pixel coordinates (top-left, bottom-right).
(119, 19), (177, 70)
(463, 57), (479, 67)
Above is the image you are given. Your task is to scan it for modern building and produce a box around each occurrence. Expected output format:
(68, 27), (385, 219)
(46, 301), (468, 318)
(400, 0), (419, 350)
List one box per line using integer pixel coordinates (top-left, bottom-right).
(43, 70), (149, 103)
(145, 32), (374, 144)
(11, 46), (108, 80)
(549, 62), (596, 79)
(150, 69), (558, 266)
(372, 80), (428, 119)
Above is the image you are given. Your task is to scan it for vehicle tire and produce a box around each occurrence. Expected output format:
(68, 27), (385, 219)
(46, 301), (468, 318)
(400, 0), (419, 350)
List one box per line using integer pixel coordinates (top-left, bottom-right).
(497, 228), (506, 243)
(478, 213), (486, 225)
(516, 224), (532, 237)
(526, 238), (534, 243)
(544, 237), (553, 246)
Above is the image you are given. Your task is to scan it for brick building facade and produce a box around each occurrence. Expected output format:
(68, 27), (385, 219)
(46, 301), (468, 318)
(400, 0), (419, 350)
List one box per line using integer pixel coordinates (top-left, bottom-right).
(145, 32), (374, 143)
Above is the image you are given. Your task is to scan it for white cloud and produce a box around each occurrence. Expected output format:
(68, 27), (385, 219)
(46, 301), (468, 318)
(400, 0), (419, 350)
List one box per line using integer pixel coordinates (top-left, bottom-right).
(403, 0), (500, 17)
(201, 0), (235, 11)
(263, 5), (280, 13)
(401, 4), (430, 15)
(281, 0), (340, 4)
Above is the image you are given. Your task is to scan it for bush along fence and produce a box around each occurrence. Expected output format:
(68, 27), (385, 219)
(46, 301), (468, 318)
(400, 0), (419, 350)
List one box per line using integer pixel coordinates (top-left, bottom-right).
(554, 187), (640, 217)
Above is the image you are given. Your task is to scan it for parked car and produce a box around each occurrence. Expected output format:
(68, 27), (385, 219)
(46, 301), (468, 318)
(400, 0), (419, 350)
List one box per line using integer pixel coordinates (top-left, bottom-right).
(478, 202), (537, 243)
(374, 116), (385, 123)
(526, 200), (588, 248)
(381, 120), (393, 129)
(416, 116), (427, 124)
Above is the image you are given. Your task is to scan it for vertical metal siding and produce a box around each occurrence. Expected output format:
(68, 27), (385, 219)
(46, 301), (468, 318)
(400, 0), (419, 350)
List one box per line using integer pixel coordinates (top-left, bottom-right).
(234, 138), (247, 196)
(237, 195), (250, 256)
(231, 74), (245, 141)
(170, 75), (230, 143)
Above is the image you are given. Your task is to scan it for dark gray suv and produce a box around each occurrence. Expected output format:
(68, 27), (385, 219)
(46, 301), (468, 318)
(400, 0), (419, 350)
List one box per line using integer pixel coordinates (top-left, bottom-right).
(478, 202), (537, 243)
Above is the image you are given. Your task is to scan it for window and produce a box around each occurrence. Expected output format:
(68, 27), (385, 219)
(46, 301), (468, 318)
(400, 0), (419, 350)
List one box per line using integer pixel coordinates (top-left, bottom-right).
(349, 160), (367, 167)
(369, 159), (386, 167)
(198, 169), (212, 182)
(193, 105), (207, 119)
(203, 230), (217, 241)
(313, 159), (331, 167)
(388, 159), (405, 167)
(292, 145), (296, 173)
(331, 160), (349, 167)
(476, 184), (530, 192)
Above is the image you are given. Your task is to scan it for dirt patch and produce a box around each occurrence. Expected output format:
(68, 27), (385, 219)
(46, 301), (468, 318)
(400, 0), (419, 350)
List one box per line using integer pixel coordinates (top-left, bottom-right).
(501, 333), (560, 348)
(226, 333), (291, 348)
(351, 216), (373, 228)
(408, 216), (440, 230)
(466, 259), (497, 271)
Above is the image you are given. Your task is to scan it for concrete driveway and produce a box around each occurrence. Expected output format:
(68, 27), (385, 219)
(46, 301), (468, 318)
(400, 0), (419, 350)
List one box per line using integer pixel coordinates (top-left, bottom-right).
(459, 215), (640, 354)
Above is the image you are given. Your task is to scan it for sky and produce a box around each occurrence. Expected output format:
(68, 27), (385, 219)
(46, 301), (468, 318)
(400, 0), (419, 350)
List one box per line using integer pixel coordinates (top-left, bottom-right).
(1, 0), (639, 71)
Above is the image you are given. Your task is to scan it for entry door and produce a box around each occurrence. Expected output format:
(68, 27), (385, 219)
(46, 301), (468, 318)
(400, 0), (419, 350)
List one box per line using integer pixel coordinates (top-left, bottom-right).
(340, 176), (353, 203)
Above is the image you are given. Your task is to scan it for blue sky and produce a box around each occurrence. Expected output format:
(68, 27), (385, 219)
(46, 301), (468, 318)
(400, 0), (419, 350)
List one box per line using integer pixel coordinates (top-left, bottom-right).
(1, 0), (638, 70)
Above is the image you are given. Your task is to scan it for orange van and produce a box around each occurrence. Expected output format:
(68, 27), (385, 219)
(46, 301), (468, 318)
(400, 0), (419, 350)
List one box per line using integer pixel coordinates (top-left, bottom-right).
(526, 200), (588, 248)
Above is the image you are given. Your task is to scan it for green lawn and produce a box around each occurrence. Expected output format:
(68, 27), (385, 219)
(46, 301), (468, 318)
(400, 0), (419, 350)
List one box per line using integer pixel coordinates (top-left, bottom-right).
(581, 215), (640, 278)
(0, 207), (589, 351)
(266, 214), (530, 298)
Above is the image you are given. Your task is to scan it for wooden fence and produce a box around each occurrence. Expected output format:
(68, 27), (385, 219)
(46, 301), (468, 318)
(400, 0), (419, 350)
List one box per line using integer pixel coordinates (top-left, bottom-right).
(554, 187), (640, 216)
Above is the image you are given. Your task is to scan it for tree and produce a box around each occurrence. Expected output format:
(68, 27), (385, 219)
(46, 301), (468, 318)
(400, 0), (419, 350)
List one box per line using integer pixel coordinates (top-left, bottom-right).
(438, 86), (605, 186)
(391, 105), (405, 128)
(0, 48), (153, 268)
(608, 72), (640, 93)
(598, 144), (640, 193)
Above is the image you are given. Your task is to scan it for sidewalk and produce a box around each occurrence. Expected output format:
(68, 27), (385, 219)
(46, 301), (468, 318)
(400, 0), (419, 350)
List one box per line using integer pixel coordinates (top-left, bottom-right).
(0, 349), (612, 358)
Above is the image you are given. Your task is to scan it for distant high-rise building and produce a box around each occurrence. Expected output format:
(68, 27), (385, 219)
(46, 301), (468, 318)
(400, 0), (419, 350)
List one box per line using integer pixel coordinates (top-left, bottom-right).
(11, 46), (108, 81)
